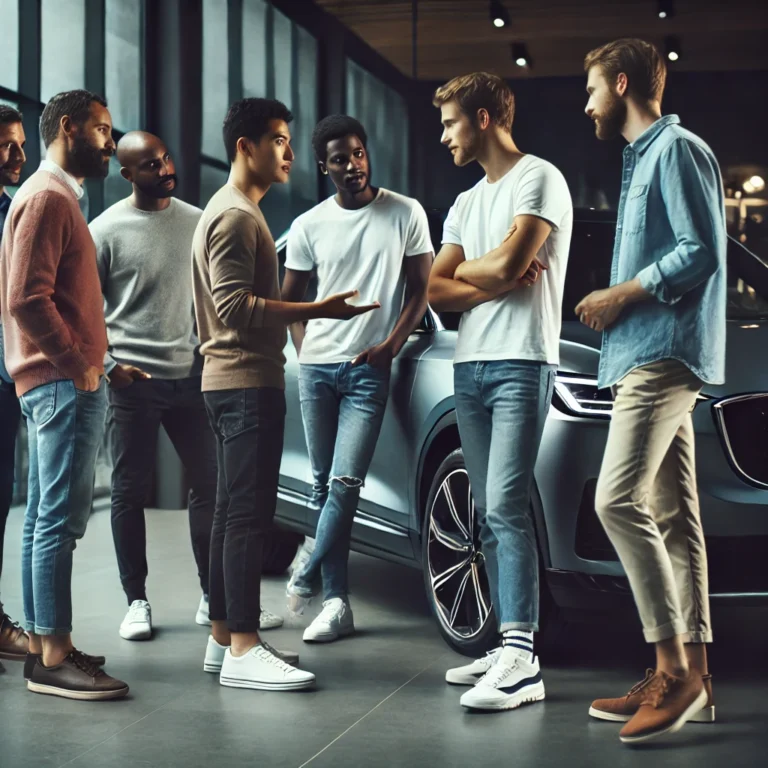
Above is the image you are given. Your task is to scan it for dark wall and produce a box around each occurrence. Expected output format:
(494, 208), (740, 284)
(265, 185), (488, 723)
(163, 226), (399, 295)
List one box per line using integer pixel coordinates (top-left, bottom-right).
(412, 70), (768, 213)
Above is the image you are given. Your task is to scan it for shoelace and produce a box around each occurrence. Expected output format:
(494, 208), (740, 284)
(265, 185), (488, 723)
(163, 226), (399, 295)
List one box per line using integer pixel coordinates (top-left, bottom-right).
(0, 614), (26, 641)
(479, 655), (519, 687)
(642, 672), (675, 709)
(625, 668), (656, 700)
(256, 646), (294, 673)
(317, 602), (344, 624)
(127, 602), (150, 622)
(481, 648), (502, 668)
(261, 608), (281, 621)
(69, 649), (103, 677)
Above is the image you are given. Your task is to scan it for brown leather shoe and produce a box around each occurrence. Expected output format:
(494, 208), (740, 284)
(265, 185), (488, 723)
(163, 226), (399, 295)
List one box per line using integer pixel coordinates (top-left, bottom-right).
(27, 650), (129, 701)
(619, 669), (707, 744)
(0, 613), (29, 661)
(24, 650), (107, 680)
(590, 670), (715, 723)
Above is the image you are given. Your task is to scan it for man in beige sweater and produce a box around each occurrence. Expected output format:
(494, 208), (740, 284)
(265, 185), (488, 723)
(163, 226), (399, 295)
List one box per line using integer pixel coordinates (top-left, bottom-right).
(192, 97), (377, 692)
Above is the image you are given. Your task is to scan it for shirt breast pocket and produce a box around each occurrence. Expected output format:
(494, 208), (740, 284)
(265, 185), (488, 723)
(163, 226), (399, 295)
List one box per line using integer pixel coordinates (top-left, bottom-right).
(624, 184), (649, 236)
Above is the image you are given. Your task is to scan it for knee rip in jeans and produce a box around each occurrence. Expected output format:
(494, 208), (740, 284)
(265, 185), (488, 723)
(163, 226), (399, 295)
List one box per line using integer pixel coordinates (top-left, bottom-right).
(329, 475), (363, 490)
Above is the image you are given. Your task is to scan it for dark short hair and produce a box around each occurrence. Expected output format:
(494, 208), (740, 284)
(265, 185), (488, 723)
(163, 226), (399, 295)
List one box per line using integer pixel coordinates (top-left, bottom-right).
(311, 115), (368, 163)
(584, 38), (667, 104)
(40, 89), (108, 148)
(222, 98), (293, 163)
(0, 104), (23, 127)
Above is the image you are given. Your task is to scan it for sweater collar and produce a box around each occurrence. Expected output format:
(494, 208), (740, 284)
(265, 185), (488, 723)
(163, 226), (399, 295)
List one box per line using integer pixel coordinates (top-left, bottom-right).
(39, 159), (84, 200)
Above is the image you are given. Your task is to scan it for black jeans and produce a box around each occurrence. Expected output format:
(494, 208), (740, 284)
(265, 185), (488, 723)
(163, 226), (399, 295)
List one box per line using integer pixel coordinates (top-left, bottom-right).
(204, 387), (285, 633)
(0, 377), (21, 604)
(109, 376), (217, 604)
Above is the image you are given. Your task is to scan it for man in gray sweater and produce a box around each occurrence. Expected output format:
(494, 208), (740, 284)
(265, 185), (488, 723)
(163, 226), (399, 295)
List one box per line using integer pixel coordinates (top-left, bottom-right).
(90, 132), (283, 641)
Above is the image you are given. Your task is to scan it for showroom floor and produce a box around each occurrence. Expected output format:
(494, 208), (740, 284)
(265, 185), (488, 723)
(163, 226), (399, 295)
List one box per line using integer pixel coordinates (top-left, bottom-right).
(1, 504), (766, 768)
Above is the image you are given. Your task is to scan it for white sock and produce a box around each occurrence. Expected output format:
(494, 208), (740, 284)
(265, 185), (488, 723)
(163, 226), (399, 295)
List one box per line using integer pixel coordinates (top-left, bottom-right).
(501, 630), (534, 663)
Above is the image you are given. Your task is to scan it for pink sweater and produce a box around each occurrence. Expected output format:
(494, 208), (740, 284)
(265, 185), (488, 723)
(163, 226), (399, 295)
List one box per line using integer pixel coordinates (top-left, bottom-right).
(0, 170), (107, 396)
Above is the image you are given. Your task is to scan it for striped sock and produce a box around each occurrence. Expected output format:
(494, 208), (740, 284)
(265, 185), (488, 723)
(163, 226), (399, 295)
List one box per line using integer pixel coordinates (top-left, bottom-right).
(501, 630), (534, 662)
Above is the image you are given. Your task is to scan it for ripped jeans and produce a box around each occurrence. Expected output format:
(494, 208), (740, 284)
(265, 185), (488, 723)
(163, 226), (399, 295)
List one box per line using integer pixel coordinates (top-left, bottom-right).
(293, 362), (390, 601)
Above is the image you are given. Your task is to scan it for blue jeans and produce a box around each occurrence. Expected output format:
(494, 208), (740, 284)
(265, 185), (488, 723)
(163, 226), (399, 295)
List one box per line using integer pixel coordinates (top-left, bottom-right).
(20, 379), (107, 635)
(0, 376), (21, 606)
(454, 361), (556, 633)
(294, 362), (390, 600)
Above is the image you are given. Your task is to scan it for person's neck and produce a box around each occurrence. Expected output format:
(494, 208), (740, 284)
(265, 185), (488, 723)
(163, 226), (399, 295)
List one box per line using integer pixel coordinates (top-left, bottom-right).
(622, 100), (663, 144)
(475, 130), (524, 183)
(0, 185), (5, 198)
(129, 187), (172, 212)
(45, 144), (84, 186)
(228, 162), (270, 206)
(335, 185), (377, 210)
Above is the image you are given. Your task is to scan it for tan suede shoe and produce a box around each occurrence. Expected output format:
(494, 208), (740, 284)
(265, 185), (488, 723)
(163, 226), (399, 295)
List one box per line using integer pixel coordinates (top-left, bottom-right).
(0, 613), (29, 661)
(590, 669), (715, 723)
(619, 669), (707, 744)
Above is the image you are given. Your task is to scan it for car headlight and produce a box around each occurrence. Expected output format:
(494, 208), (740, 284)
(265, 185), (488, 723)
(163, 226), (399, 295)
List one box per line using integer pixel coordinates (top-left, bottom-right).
(554, 373), (713, 420)
(553, 374), (613, 419)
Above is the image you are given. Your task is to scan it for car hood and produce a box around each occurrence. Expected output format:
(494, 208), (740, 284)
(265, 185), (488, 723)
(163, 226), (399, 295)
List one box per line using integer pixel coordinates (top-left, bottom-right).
(559, 319), (768, 396)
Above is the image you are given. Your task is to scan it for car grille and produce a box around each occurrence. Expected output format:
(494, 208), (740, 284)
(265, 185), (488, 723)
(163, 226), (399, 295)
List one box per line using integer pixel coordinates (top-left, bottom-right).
(713, 394), (768, 488)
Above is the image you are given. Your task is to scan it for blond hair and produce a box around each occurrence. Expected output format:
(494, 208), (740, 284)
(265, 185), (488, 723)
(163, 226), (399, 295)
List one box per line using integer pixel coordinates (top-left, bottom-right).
(432, 72), (515, 132)
(584, 38), (667, 104)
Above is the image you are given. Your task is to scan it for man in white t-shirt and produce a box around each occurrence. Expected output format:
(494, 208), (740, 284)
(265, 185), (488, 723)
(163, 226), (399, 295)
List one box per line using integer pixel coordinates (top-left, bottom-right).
(282, 115), (433, 643)
(428, 73), (573, 712)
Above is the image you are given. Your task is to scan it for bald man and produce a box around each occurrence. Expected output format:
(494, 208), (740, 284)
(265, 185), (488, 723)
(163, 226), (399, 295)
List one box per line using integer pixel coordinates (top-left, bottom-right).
(89, 132), (217, 641)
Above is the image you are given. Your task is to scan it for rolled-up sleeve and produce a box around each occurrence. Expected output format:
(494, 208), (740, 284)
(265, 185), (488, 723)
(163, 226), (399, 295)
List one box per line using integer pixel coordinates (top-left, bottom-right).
(208, 209), (267, 329)
(637, 138), (725, 304)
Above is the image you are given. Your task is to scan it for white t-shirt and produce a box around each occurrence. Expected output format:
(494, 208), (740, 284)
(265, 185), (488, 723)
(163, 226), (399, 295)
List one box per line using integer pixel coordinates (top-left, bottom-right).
(443, 154), (573, 365)
(285, 188), (433, 364)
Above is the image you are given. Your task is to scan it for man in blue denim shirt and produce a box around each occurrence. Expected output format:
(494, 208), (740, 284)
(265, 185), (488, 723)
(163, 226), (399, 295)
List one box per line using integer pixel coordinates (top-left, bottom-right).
(577, 39), (726, 745)
(0, 104), (28, 670)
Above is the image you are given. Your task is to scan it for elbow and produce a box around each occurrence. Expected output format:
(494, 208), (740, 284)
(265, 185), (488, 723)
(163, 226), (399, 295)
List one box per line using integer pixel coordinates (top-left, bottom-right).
(427, 283), (446, 313)
(214, 307), (239, 330)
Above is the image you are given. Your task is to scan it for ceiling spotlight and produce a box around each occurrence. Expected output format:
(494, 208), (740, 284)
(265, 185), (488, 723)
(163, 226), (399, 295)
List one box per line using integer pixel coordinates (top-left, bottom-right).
(665, 35), (681, 61)
(512, 43), (531, 68)
(743, 175), (766, 194)
(658, 0), (675, 19)
(490, 1), (510, 29)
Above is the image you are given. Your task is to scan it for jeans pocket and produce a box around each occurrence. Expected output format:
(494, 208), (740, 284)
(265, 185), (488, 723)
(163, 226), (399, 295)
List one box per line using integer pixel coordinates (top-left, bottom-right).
(21, 382), (57, 425)
(218, 390), (246, 438)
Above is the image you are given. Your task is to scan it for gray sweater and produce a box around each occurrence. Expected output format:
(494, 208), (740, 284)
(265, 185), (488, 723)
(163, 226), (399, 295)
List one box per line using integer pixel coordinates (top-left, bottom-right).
(89, 197), (203, 379)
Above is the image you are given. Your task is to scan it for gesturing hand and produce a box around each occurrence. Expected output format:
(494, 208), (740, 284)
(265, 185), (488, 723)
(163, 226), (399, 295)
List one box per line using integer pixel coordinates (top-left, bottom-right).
(321, 291), (380, 321)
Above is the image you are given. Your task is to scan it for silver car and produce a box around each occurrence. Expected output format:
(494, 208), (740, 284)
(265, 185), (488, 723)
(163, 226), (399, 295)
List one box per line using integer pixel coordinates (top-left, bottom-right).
(270, 207), (768, 657)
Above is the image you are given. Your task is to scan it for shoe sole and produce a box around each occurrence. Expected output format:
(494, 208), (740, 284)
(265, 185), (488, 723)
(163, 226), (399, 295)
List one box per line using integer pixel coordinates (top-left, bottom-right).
(619, 687), (709, 744)
(589, 704), (715, 724)
(445, 672), (484, 686)
(260, 619), (284, 631)
(303, 625), (355, 643)
(219, 675), (315, 691)
(195, 615), (212, 627)
(461, 681), (546, 711)
(119, 629), (152, 641)
(204, 661), (223, 673)
(27, 680), (129, 701)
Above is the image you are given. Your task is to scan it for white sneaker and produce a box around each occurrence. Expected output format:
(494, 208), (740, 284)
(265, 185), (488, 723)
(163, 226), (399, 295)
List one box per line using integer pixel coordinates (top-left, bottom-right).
(260, 606), (284, 630)
(195, 595), (211, 626)
(119, 600), (152, 641)
(445, 647), (503, 685)
(203, 635), (300, 673)
(219, 645), (315, 691)
(303, 598), (355, 643)
(459, 650), (545, 711)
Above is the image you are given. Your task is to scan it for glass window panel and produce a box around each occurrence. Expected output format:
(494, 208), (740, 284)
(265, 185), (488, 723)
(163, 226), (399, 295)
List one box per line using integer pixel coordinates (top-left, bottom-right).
(41, 0), (86, 103)
(242, 0), (267, 98)
(202, 0), (229, 160)
(105, 0), (142, 131)
(200, 162), (228, 207)
(346, 59), (409, 195)
(0, 0), (19, 90)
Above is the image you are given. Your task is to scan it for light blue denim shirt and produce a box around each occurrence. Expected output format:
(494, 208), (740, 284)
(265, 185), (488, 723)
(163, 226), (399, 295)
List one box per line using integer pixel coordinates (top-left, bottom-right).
(598, 114), (727, 389)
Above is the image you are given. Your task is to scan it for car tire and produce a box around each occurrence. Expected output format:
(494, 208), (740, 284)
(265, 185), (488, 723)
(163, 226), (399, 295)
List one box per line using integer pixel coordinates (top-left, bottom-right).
(262, 527), (304, 576)
(422, 448), (498, 657)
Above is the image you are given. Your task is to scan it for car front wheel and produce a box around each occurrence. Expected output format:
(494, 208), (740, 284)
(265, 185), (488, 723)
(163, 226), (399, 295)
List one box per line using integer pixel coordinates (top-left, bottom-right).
(421, 448), (498, 657)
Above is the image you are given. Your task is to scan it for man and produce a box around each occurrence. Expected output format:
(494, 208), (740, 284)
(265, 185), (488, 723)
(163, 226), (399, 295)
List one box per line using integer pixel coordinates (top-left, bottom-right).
(282, 114), (432, 643)
(0, 104), (28, 674)
(89, 132), (215, 641)
(428, 72), (572, 712)
(578, 39), (725, 744)
(0, 90), (127, 699)
(192, 97), (378, 691)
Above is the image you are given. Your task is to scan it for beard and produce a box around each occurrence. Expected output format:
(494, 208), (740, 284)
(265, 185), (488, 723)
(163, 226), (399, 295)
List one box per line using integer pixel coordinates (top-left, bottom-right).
(137, 175), (178, 199)
(452, 131), (481, 167)
(593, 93), (627, 141)
(0, 167), (20, 187)
(71, 134), (112, 178)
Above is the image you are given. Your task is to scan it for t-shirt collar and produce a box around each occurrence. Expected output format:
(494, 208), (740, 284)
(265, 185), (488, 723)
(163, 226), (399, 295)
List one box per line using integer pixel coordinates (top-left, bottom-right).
(39, 159), (85, 200)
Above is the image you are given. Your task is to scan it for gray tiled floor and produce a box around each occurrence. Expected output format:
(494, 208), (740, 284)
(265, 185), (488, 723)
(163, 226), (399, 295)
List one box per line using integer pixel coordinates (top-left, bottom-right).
(1, 504), (766, 767)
